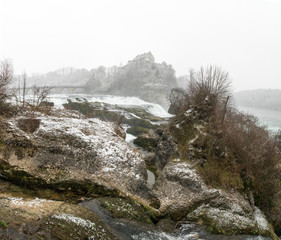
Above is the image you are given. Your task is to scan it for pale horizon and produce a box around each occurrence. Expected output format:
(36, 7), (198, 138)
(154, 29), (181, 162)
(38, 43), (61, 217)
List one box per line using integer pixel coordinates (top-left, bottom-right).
(1, 0), (281, 92)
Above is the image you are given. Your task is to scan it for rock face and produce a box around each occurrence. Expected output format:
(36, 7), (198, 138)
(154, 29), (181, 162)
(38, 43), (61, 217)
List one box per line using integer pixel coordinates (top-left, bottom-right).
(0, 105), (278, 239)
(168, 88), (189, 114)
(144, 110), (276, 237)
(154, 131), (178, 172)
(0, 110), (155, 205)
(153, 161), (272, 236)
(0, 191), (117, 239)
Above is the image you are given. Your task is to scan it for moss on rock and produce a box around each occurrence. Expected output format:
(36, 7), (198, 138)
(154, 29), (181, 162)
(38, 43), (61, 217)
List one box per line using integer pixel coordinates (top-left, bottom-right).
(100, 197), (158, 223)
(0, 192), (118, 240)
(133, 136), (157, 152)
(127, 126), (149, 136)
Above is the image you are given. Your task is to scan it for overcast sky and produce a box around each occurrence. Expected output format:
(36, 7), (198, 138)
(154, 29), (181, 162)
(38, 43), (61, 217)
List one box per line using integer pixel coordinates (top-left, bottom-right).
(1, 0), (281, 91)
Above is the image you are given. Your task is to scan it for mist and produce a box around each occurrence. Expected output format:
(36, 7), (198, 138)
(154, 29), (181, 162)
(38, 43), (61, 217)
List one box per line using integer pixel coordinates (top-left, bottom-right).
(1, 0), (281, 91)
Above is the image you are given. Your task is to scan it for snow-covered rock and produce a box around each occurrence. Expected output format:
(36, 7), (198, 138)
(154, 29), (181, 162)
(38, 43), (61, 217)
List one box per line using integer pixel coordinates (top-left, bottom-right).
(0, 110), (155, 204)
(153, 161), (271, 236)
(0, 192), (116, 239)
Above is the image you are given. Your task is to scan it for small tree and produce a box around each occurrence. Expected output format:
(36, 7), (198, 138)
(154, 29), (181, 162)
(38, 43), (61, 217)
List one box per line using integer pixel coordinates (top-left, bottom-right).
(187, 65), (232, 120)
(31, 85), (53, 107)
(0, 60), (13, 115)
(22, 72), (27, 107)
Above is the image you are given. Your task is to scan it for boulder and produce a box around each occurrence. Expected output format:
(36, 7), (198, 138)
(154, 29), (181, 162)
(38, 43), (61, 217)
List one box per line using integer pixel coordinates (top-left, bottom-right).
(0, 110), (156, 206)
(154, 131), (179, 171)
(0, 192), (117, 239)
(168, 88), (188, 114)
(153, 161), (272, 236)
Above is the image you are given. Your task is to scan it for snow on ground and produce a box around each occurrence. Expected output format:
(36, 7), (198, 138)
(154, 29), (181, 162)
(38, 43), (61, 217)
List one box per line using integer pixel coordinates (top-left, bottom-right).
(2, 196), (55, 207)
(52, 214), (96, 229)
(34, 115), (143, 179)
(254, 207), (270, 232)
(132, 231), (201, 240)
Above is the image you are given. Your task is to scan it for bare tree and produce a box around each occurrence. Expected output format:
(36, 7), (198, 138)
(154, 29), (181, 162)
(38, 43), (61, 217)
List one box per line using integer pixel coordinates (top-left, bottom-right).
(189, 65), (231, 102)
(0, 60), (13, 102)
(187, 65), (232, 119)
(32, 85), (53, 107)
(22, 72), (27, 107)
(0, 60), (13, 115)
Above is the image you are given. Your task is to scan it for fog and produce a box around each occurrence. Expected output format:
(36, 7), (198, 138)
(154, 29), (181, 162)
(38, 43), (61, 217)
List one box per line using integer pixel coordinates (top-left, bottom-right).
(1, 0), (281, 91)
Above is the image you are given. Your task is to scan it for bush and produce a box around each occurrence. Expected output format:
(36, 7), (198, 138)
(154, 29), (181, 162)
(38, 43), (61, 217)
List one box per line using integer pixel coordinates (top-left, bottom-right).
(133, 136), (157, 152)
(197, 108), (281, 211)
(178, 65), (232, 120)
(0, 60), (13, 116)
(17, 118), (41, 133)
(126, 126), (149, 136)
(126, 118), (154, 128)
(174, 65), (280, 216)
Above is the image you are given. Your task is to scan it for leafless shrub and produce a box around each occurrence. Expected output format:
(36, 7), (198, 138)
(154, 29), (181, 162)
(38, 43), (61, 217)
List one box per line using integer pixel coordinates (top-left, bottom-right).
(187, 65), (232, 120)
(31, 85), (53, 107)
(113, 110), (126, 126)
(17, 118), (41, 133)
(176, 65), (280, 220)
(0, 60), (14, 116)
(0, 60), (13, 96)
(22, 72), (27, 107)
(210, 109), (281, 210)
(189, 65), (231, 101)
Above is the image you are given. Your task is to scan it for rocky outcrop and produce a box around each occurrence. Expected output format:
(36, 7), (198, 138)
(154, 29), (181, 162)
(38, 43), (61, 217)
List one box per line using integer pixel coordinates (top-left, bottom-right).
(153, 161), (273, 236)
(0, 191), (117, 239)
(0, 109), (156, 206)
(0, 105), (278, 239)
(154, 130), (179, 172)
(168, 88), (189, 114)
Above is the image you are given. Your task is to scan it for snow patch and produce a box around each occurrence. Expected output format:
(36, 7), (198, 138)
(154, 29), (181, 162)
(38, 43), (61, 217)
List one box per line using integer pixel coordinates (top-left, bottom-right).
(52, 214), (96, 229)
(126, 133), (137, 143)
(132, 231), (201, 240)
(5, 196), (54, 207)
(254, 207), (270, 232)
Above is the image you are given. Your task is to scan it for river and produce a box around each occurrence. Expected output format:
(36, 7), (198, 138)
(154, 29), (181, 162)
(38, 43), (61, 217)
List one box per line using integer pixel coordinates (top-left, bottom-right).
(238, 106), (281, 133)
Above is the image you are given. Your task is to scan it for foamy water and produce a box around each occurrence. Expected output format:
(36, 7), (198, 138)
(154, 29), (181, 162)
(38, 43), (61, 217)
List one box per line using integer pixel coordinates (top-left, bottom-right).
(89, 95), (172, 118)
(45, 94), (173, 118)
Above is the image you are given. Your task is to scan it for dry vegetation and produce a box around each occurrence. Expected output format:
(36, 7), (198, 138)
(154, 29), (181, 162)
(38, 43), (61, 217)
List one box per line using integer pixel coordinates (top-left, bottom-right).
(173, 65), (281, 217)
(0, 60), (14, 116)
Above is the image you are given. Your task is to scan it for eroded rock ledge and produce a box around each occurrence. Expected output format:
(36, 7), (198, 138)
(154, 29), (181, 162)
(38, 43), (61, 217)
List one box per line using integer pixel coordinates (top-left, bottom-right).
(0, 108), (278, 239)
(0, 110), (156, 207)
(154, 161), (272, 236)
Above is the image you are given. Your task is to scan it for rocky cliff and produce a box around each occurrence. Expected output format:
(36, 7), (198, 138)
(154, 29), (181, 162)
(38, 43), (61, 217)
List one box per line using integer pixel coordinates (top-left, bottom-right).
(0, 104), (279, 239)
(0, 109), (158, 207)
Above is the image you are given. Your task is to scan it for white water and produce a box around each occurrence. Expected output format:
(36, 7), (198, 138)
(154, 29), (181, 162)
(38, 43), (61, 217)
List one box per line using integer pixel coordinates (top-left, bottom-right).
(89, 95), (172, 118)
(46, 94), (172, 118)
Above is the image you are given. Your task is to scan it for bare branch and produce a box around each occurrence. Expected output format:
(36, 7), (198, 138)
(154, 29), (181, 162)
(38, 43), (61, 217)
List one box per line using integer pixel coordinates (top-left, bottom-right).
(0, 60), (13, 99)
